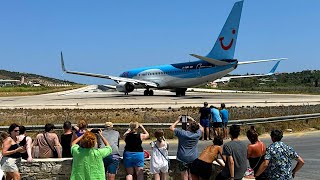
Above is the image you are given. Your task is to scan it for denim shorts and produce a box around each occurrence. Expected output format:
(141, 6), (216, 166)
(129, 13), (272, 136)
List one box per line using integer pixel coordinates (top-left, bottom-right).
(123, 151), (144, 168)
(200, 119), (210, 128)
(103, 155), (120, 174)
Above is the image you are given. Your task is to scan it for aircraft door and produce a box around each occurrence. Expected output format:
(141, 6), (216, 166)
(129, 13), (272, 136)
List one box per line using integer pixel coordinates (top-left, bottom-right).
(196, 63), (202, 77)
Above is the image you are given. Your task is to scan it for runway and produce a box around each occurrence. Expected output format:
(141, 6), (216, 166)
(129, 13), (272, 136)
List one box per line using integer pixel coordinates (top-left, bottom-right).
(0, 85), (320, 109)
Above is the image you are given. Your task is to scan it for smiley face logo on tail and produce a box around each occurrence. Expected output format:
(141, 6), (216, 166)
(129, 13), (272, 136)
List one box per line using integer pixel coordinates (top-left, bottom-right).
(219, 29), (236, 50)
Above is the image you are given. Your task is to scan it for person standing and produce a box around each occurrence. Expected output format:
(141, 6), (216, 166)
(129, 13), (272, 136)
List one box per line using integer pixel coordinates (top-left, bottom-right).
(220, 103), (229, 139)
(199, 102), (211, 140)
(73, 120), (87, 138)
(246, 127), (267, 180)
(1, 123), (25, 180)
(60, 121), (74, 158)
(100, 122), (121, 180)
(123, 122), (149, 180)
(33, 123), (62, 158)
(210, 106), (223, 138)
(216, 125), (247, 180)
(169, 116), (203, 180)
(17, 125), (33, 162)
(255, 129), (305, 179)
(150, 130), (169, 180)
(70, 130), (112, 180)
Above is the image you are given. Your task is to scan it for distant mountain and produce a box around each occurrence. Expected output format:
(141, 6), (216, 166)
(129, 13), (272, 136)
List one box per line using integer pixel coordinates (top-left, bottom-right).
(0, 69), (78, 85)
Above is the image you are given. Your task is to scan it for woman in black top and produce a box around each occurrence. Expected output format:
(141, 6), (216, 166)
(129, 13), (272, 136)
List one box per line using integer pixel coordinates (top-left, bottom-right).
(17, 126), (33, 162)
(60, 121), (74, 157)
(1, 123), (25, 180)
(123, 122), (149, 180)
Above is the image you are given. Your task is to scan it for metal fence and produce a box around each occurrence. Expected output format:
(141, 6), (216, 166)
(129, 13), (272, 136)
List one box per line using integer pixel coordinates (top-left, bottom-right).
(1, 113), (319, 132)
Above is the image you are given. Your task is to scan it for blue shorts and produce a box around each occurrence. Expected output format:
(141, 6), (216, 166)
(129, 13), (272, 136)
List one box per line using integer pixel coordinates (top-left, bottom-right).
(200, 119), (210, 128)
(103, 155), (120, 174)
(123, 151), (144, 168)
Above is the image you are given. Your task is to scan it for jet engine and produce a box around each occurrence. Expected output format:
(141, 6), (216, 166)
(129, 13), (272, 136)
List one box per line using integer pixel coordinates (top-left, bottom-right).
(116, 82), (134, 93)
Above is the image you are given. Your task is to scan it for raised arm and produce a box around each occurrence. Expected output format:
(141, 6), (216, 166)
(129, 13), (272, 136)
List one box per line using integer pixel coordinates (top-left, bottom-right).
(98, 130), (110, 147)
(72, 134), (84, 146)
(139, 124), (149, 140)
(169, 116), (180, 132)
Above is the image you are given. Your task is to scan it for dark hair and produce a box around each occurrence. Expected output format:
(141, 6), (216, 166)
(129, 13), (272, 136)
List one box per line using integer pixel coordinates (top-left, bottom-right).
(19, 126), (26, 135)
(221, 103), (226, 109)
(154, 129), (165, 142)
(247, 128), (258, 144)
(45, 123), (55, 132)
(270, 129), (283, 142)
(8, 123), (19, 134)
(213, 136), (223, 146)
(189, 121), (199, 133)
(204, 102), (208, 107)
(63, 121), (72, 130)
(229, 124), (241, 138)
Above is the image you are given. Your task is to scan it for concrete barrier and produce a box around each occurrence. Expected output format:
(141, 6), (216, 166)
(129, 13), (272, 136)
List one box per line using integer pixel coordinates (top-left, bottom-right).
(19, 157), (223, 180)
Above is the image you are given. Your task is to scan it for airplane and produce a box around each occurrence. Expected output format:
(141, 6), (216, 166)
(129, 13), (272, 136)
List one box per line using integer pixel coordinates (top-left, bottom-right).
(213, 61), (281, 83)
(60, 1), (287, 96)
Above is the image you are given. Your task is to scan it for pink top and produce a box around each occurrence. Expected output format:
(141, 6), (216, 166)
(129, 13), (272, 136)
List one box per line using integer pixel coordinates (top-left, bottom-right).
(33, 132), (61, 158)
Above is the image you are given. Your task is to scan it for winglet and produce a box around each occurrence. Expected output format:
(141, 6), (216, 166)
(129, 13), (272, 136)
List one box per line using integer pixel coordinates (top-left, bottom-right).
(60, 51), (67, 72)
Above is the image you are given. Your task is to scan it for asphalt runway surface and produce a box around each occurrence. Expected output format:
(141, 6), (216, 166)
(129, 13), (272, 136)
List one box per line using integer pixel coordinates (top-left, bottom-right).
(1, 85), (320, 109)
(119, 131), (320, 180)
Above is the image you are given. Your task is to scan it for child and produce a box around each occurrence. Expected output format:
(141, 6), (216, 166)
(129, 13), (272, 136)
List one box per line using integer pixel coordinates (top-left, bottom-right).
(190, 136), (224, 180)
(150, 130), (169, 180)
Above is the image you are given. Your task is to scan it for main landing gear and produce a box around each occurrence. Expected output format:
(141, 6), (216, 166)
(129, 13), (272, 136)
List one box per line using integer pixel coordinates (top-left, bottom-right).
(144, 89), (154, 96)
(176, 88), (187, 97)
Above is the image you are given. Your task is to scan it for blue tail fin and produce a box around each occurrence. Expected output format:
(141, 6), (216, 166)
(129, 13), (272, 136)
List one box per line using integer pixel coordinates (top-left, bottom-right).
(206, 1), (244, 60)
(268, 61), (280, 74)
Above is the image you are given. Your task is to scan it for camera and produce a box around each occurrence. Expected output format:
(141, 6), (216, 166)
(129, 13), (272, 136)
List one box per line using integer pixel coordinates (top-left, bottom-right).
(180, 115), (187, 123)
(180, 115), (188, 130)
(91, 129), (100, 133)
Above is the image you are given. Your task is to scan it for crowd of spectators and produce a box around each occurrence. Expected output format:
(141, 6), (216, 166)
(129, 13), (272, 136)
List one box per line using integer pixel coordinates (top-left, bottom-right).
(0, 103), (305, 180)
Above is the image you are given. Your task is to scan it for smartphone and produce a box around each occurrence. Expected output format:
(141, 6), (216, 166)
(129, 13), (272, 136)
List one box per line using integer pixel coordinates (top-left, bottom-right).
(91, 129), (100, 133)
(181, 115), (187, 123)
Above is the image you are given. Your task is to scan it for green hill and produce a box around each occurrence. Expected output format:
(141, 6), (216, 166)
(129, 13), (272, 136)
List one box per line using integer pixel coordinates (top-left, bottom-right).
(219, 70), (320, 94)
(0, 69), (77, 85)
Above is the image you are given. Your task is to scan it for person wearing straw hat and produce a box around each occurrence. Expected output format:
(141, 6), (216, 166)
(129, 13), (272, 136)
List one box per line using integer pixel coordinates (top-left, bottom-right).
(100, 122), (121, 180)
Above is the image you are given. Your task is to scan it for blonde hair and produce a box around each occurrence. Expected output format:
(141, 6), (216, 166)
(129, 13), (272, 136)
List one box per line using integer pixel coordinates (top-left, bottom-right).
(78, 120), (87, 130)
(80, 132), (97, 148)
(0, 131), (9, 145)
(129, 121), (139, 131)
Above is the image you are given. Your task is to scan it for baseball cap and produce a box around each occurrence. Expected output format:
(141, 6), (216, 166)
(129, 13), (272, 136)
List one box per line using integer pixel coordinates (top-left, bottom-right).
(105, 122), (113, 128)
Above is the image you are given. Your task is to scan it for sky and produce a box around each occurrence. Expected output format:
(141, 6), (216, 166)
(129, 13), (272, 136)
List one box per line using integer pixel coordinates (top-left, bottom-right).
(0, 0), (319, 84)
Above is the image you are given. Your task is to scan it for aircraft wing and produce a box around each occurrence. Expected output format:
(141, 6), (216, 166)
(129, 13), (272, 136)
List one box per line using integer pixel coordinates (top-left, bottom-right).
(214, 61), (281, 83)
(60, 52), (158, 88)
(237, 58), (287, 65)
